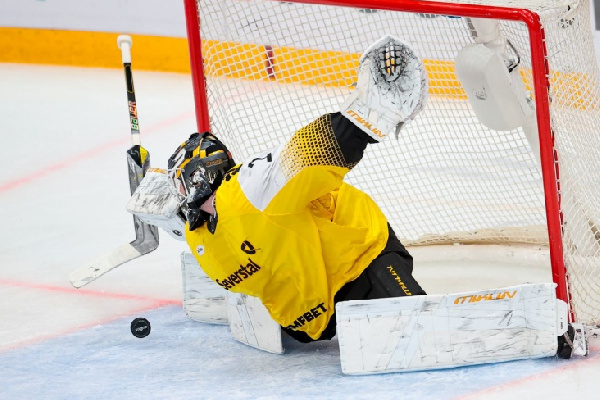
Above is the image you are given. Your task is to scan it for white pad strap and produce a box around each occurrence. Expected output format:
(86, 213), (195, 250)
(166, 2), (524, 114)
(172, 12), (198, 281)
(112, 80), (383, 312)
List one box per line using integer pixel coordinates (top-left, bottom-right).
(126, 168), (186, 240)
(181, 252), (228, 324)
(337, 283), (565, 375)
(569, 323), (589, 357)
(227, 292), (284, 354)
(467, 18), (506, 53)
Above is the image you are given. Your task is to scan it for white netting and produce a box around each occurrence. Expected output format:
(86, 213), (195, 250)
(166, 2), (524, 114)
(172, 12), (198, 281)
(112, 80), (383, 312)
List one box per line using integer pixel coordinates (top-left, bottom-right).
(189, 0), (600, 325)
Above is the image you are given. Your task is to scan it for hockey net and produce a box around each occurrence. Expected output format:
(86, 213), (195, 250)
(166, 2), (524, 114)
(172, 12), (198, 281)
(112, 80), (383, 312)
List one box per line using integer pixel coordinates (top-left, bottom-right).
(184, 0), (600, 327)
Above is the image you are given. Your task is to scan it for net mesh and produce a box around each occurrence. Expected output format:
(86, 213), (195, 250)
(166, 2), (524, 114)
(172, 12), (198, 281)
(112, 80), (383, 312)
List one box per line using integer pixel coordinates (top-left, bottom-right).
(190, 0), (600, 326)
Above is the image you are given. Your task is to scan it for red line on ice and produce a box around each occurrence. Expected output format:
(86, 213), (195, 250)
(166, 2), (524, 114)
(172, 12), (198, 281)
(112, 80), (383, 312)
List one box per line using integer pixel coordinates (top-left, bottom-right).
(0, 303), (177, 353)
(454, 348), (600, 400)
(0, 278), (182, 353)
(0, 111), (194, 194)
(0, 278), (180, 305)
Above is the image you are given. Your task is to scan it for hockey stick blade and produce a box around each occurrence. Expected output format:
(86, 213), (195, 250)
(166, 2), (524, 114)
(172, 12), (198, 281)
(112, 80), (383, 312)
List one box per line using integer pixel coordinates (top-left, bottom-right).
(69, 220), (158, 288)
(69, 150), (159, 288)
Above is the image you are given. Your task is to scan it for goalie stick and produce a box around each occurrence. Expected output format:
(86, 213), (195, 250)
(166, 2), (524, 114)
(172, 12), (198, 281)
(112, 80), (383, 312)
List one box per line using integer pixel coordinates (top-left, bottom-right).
(69, 35), (159, 288)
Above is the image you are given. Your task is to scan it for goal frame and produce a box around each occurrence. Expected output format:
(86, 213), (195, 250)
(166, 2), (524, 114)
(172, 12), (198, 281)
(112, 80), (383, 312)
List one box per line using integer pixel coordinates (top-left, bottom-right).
(182, 0), (568, 315)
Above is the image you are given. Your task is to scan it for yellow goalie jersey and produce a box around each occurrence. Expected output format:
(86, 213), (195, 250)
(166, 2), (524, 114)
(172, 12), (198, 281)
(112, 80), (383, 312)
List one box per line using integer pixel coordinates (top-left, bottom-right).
(185, 114), (389, 340)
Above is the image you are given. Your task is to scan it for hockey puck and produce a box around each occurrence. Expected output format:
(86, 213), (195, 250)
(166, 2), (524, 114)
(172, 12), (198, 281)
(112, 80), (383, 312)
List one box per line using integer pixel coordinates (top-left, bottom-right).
(130, 317), (151, 338)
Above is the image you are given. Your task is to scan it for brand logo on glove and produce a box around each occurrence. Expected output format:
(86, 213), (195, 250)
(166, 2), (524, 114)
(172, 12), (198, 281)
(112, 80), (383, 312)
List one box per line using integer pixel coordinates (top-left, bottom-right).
(346, 109), (386, 139)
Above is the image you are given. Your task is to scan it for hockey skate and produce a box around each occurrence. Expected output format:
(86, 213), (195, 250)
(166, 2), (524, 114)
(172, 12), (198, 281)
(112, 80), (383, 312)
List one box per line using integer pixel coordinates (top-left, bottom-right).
(341, 34), (428, 141)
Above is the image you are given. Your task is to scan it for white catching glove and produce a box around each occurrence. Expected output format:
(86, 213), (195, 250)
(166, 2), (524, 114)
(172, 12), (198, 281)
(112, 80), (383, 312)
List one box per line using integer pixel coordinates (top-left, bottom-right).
(126, 168), (187, 241)
(341, 34), (428, 141)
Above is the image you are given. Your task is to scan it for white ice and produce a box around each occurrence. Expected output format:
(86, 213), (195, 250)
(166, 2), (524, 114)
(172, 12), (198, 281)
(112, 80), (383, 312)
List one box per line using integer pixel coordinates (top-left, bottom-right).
(0, 63), (599, 400)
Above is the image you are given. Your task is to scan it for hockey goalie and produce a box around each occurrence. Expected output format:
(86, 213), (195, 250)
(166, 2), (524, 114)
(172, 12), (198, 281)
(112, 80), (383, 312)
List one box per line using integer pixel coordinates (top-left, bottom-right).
(126, 33), (587, 374)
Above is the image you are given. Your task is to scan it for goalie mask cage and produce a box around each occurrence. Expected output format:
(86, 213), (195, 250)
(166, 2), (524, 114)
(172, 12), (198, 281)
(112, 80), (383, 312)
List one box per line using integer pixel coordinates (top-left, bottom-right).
(183, 0), (600, 327)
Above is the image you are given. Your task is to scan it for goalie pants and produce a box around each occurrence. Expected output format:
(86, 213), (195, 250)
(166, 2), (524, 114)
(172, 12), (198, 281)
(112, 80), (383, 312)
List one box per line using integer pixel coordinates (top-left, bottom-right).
(283, 224), (426, 343)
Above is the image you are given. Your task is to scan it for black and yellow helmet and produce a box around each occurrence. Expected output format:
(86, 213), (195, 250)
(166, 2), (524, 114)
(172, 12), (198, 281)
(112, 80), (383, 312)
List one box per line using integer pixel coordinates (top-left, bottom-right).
(168, 132), (235, 230)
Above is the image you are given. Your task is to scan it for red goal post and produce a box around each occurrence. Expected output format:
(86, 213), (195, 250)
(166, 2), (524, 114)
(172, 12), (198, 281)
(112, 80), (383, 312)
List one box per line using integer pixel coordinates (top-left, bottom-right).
(183, 0), (600, 326)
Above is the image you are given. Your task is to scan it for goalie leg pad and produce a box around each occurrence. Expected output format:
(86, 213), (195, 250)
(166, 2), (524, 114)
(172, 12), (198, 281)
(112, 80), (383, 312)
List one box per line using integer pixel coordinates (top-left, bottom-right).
(227, 292), (284, 354)
(460, 17), (541, 165)
(455, 43), (534, 131)
(336, 283), (566, 375)
(341, 34), (428, 141)
(181, 252), (285, 353)
(181, 252), (228, 324)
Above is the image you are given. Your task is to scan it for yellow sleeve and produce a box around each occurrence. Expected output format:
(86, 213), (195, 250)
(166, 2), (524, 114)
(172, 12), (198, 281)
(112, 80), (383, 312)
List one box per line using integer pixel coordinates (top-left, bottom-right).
(236, 114), (358, 215)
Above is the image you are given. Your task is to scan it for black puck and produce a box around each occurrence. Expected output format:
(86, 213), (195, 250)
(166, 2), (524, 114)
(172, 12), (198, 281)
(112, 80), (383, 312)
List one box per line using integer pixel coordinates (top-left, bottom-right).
(130, 317), (151, 338)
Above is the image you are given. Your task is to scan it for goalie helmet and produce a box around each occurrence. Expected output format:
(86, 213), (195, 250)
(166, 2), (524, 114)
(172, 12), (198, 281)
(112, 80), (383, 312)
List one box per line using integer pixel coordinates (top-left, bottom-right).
(167, 132), (235, 230)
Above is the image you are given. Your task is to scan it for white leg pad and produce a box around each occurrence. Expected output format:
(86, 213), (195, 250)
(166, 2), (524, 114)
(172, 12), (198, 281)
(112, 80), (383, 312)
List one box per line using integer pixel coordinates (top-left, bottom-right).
(181, 252), (228, 324)
(336, 283), (566, 375)
(227, 292), (284, 354)
(455, 43), (534, 131)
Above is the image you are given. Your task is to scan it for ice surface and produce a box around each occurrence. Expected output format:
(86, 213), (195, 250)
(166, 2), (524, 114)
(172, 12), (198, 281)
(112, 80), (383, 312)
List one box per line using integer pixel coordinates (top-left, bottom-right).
(0, 63), (599, 399)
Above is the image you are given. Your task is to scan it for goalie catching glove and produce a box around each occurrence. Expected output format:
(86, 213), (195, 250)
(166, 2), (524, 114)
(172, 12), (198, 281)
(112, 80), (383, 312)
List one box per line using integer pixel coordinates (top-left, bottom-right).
(341, 34), (428, 141)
